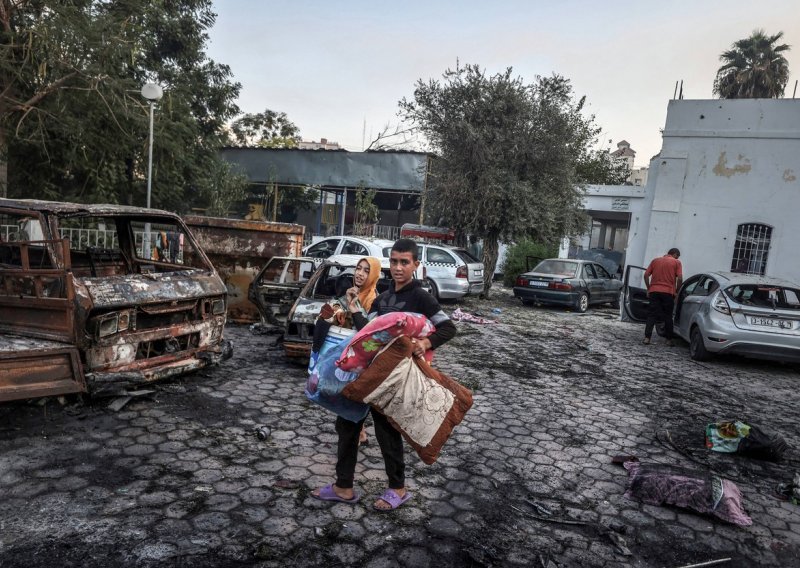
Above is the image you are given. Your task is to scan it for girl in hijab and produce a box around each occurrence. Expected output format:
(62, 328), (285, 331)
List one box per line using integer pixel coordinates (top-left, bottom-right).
(311, 256), (381, 444)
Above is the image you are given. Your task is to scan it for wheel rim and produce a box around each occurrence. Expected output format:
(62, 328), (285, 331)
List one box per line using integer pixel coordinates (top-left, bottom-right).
(580, 294), (588, 312)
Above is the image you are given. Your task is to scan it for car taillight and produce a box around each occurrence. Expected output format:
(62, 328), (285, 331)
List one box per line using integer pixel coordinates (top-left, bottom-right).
(456, 265), (467, 279)
(516, 277), (526, 286)
(549, 281), (572, 291)
(712, 292), (730, 315)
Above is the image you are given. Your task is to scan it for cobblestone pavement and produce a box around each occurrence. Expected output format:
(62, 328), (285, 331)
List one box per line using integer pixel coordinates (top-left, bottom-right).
(2, 287), (800, 567)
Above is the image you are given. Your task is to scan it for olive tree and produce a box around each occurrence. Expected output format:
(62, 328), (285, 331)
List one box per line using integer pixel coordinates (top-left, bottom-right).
(399, 64), (607, 297)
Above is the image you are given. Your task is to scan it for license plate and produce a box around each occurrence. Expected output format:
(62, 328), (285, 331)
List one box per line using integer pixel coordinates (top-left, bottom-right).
(750, 317), (792, 329)
(529, 280), (548, 287)
(474, 270), (483, 277)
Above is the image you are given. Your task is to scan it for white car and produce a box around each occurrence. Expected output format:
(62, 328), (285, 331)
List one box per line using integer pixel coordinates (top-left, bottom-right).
(303, 236), (426, 281)
(416, 243), (485, 300)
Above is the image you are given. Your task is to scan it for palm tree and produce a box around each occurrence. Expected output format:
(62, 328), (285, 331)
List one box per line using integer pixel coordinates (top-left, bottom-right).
(713, 30), (791, 99)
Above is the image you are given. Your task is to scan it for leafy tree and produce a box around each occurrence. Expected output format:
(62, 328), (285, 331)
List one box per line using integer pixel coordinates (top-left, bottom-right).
(713, 30), (791, 99)
(227, 109), (300, 148)
(353, 183), (379, 233)
(0, 0), (241, 212)
(577, 149), (630, 185)
(399, 64), (605, 297)
(196, 160), (249, 217)
(500, 240), (558, 287)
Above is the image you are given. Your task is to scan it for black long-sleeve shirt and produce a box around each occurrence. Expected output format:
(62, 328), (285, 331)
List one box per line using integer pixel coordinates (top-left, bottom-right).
(352, 279), (456, 349)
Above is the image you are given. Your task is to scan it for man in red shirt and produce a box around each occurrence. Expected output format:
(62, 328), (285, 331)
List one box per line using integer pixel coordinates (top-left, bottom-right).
(643, 248), (683, 345)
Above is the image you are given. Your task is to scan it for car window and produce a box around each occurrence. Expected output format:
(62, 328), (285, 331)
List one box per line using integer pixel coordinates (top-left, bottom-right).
(382, 246), (393, 257)
(690, 276), (718, 297)
(583, 264), (597, 279)
(454, 249), (480, 264)
(426, 247), (456, 265)
(342, 239), (368, 256)
(593, 264), (611, 279)
(726, 284), (800, 309)
(306, 238), (339, 259)
(532, 260), (578, 277)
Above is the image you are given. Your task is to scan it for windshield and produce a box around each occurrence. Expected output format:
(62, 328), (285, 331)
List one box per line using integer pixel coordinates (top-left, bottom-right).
(57, 215), (210, 276)
(532, 260), (579, 277)
(725, 284), (800, 310)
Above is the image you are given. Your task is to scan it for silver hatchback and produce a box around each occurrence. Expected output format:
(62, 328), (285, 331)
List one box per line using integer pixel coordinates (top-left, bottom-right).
(624, 269), (800, 362)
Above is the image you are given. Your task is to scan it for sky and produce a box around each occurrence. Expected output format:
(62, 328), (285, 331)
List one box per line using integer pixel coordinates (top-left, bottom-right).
(207, 1), (800, 167)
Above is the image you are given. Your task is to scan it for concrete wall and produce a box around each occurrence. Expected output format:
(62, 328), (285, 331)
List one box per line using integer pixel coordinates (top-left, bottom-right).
(627, 99), (800, 283)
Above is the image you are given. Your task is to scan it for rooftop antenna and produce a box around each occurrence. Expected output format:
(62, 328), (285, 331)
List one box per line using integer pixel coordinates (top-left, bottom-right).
(793, 80), (798, 99)
(673, 81), (679, 100)
(678, 80), (684, 100)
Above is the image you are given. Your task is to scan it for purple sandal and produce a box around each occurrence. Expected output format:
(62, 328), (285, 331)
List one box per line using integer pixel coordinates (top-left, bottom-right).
(373, 489), (413, 512)
(312, 484), (360, 503)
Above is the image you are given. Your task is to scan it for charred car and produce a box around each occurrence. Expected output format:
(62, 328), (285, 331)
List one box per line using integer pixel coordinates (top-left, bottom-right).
(248, 256), (317, 326)
(0, 199), (233, 401)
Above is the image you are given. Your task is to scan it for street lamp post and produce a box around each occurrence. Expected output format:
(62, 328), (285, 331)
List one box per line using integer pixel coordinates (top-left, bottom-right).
(140, 83), (163, 259)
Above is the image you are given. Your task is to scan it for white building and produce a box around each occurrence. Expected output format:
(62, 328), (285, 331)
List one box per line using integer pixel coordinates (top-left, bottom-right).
(297, 137), (341, 150)
(625, 98), (800, 284)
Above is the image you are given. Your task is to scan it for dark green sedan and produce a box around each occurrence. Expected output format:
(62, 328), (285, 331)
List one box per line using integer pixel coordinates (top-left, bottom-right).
(513, 258), (622, 313)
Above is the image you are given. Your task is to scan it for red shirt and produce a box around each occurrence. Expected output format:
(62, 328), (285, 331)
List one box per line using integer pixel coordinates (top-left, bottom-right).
(645, 255), (683, 296)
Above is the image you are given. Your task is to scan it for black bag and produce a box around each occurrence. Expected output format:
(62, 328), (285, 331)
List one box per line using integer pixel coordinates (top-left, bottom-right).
(736, 425), (787, 461)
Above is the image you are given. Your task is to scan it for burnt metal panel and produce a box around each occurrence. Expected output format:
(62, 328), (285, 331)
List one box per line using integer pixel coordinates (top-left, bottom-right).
(183, 215), (304, 323)
(0, 335), (86, 401)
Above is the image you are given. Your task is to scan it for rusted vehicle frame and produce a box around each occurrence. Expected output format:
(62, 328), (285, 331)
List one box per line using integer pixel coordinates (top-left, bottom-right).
(183, 215), (304, 324)
(0, 198), (233, 401)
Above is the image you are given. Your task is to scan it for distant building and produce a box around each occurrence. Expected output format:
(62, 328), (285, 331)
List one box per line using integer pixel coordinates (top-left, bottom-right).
(297, 137), (341, 150)
(610, 140), (648, 186)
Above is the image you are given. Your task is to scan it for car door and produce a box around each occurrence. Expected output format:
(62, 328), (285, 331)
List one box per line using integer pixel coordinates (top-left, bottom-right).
(424, 246), (459, 297)
(249, 257), (317, 326)
(593, 263), (620, 303)
(341, 239), (369, 257)
(675, 275), (713, 339)
(581, 263), (603, 304)
(623, 265), (650, 321)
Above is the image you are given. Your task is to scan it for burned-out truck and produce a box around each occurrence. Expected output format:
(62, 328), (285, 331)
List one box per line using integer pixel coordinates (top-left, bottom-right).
(0, 199), (233, 402)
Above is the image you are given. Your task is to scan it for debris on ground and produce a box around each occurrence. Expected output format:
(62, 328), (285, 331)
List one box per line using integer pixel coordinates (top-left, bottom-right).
(776, 472), (800, 505)
(249, 322), (283, 335)
(255, 426), (271, 440)
(451, 307), (498, 324)
(705, 420), (787, 461)
(107, 390), (156, 412)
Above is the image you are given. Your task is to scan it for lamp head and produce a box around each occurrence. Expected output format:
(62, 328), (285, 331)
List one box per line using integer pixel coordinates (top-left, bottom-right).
(141, 83), (163, 101)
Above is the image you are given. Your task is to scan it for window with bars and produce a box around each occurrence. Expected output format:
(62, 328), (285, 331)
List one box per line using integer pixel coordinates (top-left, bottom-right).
(730, 223), (772, 276)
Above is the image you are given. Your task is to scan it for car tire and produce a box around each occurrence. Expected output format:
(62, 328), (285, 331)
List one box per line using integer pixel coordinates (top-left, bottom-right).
(610, 294), (620, 309)
(427, 279), (439, 301)
(689, 326), (711, 361)
(521, 299), (534, 306)
(574, 292), (589, 313)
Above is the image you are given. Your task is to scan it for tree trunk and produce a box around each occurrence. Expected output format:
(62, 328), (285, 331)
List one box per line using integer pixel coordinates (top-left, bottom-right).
(0, 125), (7, 198)
(480, 236), (500, 299)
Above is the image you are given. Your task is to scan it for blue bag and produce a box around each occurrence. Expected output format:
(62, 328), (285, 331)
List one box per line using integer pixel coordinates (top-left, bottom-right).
(305, 328), (369, 423)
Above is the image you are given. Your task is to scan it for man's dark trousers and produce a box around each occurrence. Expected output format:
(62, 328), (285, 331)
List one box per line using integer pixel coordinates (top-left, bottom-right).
(645, 292), (675, 339)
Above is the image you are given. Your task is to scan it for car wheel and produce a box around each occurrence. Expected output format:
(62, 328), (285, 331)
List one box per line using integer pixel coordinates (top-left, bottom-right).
(655, 322), (666, 337)
(689, 326), (711, 361)
(427, 279), (439, 300)
(521, 299), (534, 306)
(574, 292), (589, 313)
(610, 293), (620, 309)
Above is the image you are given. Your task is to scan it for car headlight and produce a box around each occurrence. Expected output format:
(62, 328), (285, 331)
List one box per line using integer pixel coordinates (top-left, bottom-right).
(98, 314), (118, 338)
(211, 298), (226, 315)
(95, 310), (132, 339)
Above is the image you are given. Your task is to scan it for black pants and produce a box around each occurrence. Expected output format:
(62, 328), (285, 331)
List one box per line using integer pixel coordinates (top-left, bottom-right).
(335, 409), (405, 490)
(645, 292), (675, 339)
